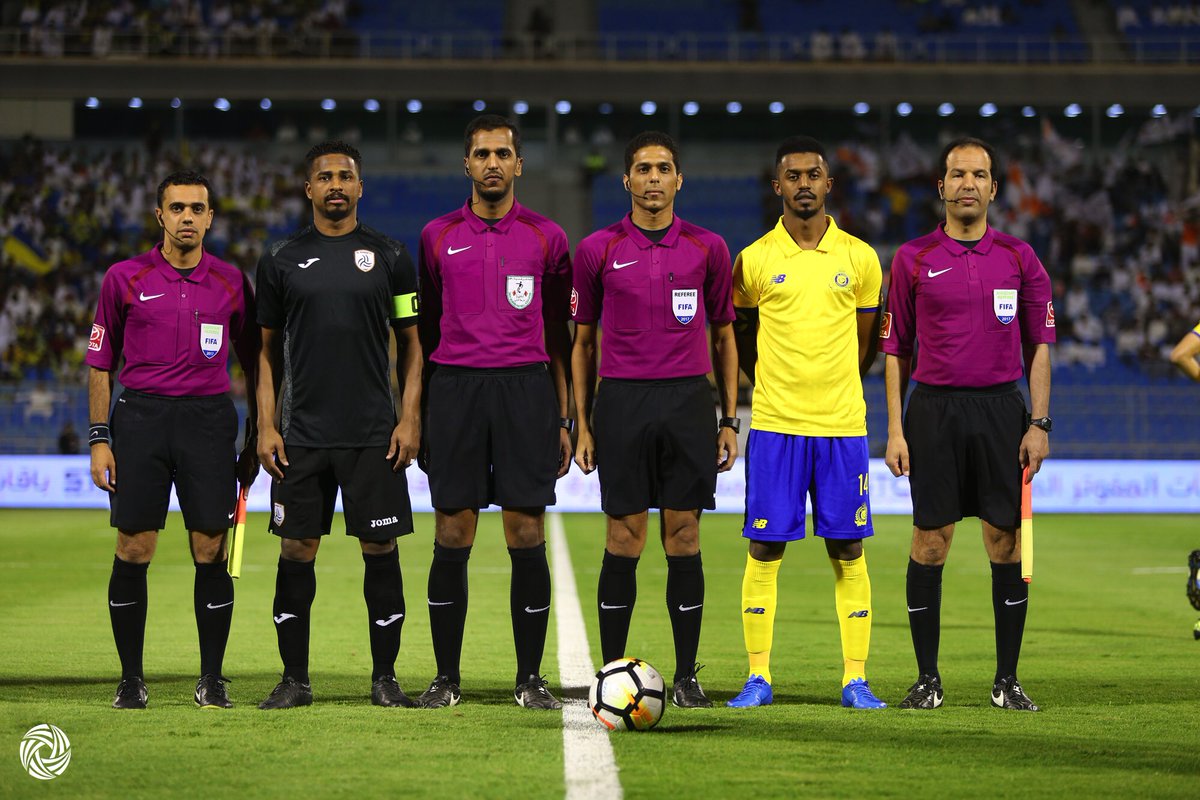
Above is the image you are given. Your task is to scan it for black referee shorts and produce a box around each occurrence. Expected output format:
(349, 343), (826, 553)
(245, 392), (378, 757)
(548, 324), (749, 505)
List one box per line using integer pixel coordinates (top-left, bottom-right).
(109, 389), (238, 532)
(424, 364), (559, 510)
(593, 376), (717, 517)
(269, 446), (414, 541)
(904, 381), (1026, 530)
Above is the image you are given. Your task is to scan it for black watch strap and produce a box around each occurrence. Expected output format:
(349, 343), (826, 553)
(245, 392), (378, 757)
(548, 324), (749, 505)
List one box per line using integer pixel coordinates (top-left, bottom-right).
(718, 416), (741, 433)
(560, 417), (575, 433)
(1028, 416), (1052, 433)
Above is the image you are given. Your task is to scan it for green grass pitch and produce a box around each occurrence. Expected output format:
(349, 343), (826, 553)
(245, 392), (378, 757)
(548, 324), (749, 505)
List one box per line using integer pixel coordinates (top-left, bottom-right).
(1, 510), (1198, 798)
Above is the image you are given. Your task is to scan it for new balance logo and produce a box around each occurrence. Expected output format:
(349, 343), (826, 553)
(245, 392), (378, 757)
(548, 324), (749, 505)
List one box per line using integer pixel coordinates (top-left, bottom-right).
(847, 610), (869, 618)
(206, 601), (234, 610)
(273, 613), (297, 624)
(743, 607), (765, 614)
(751, 518), (768, 529)
(524, 604), (551, 614)
(599, 602), (628, 610)
(770, 274), (786, 284)
(374, 613), (404, 626)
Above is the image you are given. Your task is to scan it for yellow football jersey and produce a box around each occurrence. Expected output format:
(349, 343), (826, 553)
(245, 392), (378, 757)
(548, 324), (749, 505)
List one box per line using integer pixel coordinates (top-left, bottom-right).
(734, 216), (882, 436)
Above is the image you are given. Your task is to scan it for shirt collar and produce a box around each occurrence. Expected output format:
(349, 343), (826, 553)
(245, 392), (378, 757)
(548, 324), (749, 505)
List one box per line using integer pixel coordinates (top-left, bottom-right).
(461, 197), (522, 234)
(770, 214), (840, 255)
(619, 213), (681, 249)
(150, 243), (212, 282)
(935, 222), (995, 255)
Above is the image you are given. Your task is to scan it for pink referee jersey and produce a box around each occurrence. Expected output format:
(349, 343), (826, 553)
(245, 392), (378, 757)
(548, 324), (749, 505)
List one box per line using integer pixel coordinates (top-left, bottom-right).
(571, 214), (735, 379)
(880, 224), (1056, 387)
(85, 245), (257, 396)
(418, 199), (571, 368)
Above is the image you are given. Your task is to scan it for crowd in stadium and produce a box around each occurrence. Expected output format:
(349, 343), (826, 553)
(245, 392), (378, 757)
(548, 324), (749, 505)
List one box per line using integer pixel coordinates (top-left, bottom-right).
(0, 129), (1196, 385)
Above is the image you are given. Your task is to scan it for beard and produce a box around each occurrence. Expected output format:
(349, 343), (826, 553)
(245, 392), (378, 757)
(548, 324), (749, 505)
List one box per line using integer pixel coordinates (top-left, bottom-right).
(476, 183), (510, 204)
(793, 205), (820, 220)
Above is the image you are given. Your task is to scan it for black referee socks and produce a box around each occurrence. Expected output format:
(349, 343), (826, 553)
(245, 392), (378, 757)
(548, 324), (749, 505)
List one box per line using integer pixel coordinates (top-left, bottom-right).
(273, 557), (316, 685)
(363, 548), (405, 682)
(509, 543), (551, 686)
(906, 558), (944, 678)
(991, 561), (1029, 682)
(597, 550), (639, 664)
(427, 543), (471, 686)
(108, 556), (149, 679)
(194, 559), (234, 678)
(666, 552), (705, 683)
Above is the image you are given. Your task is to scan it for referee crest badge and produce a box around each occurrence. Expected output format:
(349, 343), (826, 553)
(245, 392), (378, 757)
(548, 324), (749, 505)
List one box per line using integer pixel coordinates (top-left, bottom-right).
(507, 275), (534, 309)
(672, 289), (698, 324)
(354, 249), (375, 272)
(993, 289), (1017, 325)
(200, 323), (222, 359)
(272, 503), (285, 526)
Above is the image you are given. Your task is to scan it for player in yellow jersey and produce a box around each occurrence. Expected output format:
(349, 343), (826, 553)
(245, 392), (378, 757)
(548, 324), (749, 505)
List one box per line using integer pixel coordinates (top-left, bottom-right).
(728, 136), (885, 709)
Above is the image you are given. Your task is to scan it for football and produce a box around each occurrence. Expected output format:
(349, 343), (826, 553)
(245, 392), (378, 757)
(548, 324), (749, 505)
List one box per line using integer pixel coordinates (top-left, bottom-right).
(589, 657), (666, 731)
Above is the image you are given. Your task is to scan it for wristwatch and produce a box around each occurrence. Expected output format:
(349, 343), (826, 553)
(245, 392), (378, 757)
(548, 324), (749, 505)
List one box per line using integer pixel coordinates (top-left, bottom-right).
(1028, 416), (1052, 433)
(718, 416), (741, 433)
(559, 417), (575, 433)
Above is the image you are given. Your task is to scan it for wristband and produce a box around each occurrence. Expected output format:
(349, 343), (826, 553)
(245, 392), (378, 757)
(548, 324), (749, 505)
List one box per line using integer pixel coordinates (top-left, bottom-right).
(718, 416), (741, 433)
(89, 423), (111, 447)
(560, 417), (575, 433)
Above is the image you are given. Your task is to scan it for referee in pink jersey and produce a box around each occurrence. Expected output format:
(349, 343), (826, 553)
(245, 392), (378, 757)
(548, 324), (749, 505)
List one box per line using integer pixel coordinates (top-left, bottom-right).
(881, 137), (1056, 712)
(86, 170), (259, 710)
(415, 115), (573, 710)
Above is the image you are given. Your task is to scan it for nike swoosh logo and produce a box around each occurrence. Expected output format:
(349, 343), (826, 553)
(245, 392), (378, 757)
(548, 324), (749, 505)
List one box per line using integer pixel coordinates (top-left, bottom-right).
(447, 245), (472, 255)
(109, 600), (137, 607)
(992, 690), (1005, 704)
(207, 601), (234, 610)
(907, 606), (929, 612)
(273, 613), (297, 623)
(524, 604), (551, 614)
(612, 260), (637, 270)
(139, 291), (165, 301)
(228, 510), (235, 519)
(599, 602), (628, 610)
(677, 603), (703, 612)
(298, 258), (320, 269)
(927, 268), (953, 278)
(1004, 598), (1028, 606)
(427, 599), (455, 606)
(374, 613), (404, 626)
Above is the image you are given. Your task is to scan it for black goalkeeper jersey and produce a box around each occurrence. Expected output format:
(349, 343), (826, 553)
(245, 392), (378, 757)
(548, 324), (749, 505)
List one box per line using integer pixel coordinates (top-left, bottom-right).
(256, 223), (418, 447)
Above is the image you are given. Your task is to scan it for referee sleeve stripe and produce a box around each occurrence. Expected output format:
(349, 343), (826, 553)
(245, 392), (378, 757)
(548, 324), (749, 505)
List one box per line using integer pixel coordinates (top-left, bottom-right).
(392, 292), (419, 319)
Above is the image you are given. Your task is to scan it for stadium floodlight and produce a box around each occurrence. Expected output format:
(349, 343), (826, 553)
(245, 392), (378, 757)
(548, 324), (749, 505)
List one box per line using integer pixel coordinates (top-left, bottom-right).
(979, 103), (997, 118)
(85, 97), (100, 109)
(513, 100), (529, 115)
(599, 102), (613, 115)
(853, 102), (870, 116)
(640, 101), (657, 115)
(128, 97), (142, 109)
(726, 101), (743, 114)
(170, 97), (182, 109)
(214, 98), (231, 111)
(405, 99), (422, 113)
(896, 102), (913, 117)
(1021, 106), (1037, 117)
(937, 102), (955, 117)
(1064, 103), (1082, 118)
(321, 98), (337, 111)
(555, 100), (571, 115)
(259, 98), (272, 111)
(472, 99), (486, 112)
(682, 101), (700, 116)
(1106, 103), (1124, 118)
(363, 99), (380, 112)
(1151, 104), (1167, 118)
(768, 101), (784, 114)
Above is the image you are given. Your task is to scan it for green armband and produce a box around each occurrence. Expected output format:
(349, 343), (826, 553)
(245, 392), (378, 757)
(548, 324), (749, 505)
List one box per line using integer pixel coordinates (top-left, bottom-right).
(392, 292), (419, 320)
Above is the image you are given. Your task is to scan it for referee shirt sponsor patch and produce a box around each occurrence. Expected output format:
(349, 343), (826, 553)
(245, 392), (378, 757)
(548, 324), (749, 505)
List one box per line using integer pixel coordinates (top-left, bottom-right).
(89, 323), (105, 351)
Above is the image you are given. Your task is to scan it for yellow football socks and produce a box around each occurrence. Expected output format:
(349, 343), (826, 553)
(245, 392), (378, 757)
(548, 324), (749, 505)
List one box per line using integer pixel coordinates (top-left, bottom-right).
(741, 554), (781, 684)
(831, 552), (872, 686)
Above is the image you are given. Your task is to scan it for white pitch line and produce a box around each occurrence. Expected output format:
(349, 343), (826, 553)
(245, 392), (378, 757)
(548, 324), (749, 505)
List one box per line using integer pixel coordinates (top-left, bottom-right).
(1131, 566), (1189, 575)
(549, 513), (622, 800)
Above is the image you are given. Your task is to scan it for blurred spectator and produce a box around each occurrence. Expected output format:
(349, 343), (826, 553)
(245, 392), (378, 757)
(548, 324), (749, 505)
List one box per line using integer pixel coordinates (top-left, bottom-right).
(57, 421), (79, 454)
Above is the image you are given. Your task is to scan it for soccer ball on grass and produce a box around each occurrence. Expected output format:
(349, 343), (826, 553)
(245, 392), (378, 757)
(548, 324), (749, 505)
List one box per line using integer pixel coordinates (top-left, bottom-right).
(589, 657), (666, 731)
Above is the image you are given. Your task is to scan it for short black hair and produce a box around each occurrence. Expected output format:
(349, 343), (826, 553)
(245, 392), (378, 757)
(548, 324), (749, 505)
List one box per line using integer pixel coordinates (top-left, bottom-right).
(624, 131), (680, 174)
(304, 139), (362, 176)
(464, 114), (522, 157)
(775, 136), (827, 167)
(156, 170), (213, 209)
(938, 136), (1000, 182)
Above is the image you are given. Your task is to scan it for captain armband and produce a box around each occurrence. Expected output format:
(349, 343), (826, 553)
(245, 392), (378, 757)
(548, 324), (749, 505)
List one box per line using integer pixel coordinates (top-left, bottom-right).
(392, 292), (419, 320)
